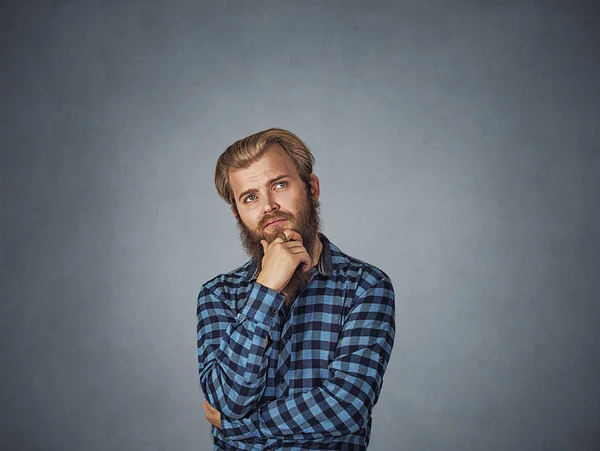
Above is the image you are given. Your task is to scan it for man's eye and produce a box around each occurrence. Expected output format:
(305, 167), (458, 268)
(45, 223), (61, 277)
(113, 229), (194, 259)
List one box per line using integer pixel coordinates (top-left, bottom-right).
(274, 181), (287, 189)
(244, 194), (256, 203)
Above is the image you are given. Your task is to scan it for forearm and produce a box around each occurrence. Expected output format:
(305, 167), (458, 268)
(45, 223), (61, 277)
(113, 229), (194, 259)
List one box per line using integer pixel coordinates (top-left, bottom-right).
(222, 362), (383, 441)
(221, 276), (395, 441)
(199, 321), (270, 418)
(198, 282), (284, 419)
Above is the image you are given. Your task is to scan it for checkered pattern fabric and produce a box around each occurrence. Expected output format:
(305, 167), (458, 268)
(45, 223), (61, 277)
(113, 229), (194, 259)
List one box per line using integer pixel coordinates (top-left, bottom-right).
(197, 234), (395, 450)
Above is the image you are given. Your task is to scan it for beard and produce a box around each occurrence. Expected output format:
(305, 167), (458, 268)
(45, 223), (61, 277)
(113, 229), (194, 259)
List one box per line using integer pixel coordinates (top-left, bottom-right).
(235, 188), (321, 291)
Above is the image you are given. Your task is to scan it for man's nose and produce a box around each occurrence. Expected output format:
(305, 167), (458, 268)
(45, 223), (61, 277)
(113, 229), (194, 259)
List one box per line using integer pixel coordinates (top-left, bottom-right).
(262, 192), (279, 214)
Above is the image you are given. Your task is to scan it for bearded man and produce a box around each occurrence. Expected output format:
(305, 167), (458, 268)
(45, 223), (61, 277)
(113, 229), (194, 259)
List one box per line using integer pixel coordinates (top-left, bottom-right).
(197, 128), (395, 450)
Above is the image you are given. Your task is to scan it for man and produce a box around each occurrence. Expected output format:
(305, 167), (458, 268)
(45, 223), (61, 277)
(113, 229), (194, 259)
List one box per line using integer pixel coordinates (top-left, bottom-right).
(197, 128), (395, 450)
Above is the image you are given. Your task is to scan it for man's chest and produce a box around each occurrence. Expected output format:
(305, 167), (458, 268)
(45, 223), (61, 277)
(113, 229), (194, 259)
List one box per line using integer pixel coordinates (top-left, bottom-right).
(268, 292), (355, 392)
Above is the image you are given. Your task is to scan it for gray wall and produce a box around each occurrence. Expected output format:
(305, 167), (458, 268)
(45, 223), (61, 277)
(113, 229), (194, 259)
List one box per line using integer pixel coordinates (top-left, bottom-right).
(1, 1), (599, 450)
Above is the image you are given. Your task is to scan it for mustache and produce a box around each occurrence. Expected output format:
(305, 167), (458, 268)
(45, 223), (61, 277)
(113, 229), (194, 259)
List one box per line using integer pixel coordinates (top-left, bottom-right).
(258, 212), (294, 229)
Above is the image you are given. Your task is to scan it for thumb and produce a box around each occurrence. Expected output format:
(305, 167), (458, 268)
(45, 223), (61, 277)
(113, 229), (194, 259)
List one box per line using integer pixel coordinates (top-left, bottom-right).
(302, 254), (312, 272)
(260, 239), (268, 253)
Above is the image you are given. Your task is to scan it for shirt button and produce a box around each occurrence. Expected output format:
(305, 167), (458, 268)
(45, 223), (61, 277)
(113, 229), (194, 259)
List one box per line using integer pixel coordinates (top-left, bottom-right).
(285, 334), (291, 341)
(380, 357), (385, 364)
(270, 307), (277, 314)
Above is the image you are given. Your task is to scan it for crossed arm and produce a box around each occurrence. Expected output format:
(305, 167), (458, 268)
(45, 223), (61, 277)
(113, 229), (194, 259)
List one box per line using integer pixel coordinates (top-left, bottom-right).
(197, 275), (395, 442)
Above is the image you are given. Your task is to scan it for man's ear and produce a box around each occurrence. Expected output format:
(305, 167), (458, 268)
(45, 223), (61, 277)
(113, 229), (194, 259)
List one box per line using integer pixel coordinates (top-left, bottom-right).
(309, 173), (320, 199)
(231, 205), (239, 218)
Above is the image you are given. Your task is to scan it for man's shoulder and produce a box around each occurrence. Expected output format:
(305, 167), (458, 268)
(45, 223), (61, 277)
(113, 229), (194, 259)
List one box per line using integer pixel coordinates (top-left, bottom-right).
(327, 238), (392, 289)
(199, 260), (254, 294)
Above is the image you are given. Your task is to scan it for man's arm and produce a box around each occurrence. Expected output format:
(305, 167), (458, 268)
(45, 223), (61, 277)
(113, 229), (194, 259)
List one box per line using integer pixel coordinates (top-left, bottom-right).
(219, 274), (395, 442)
(197, 280), (284, 419)
(198, 230), (312, 421)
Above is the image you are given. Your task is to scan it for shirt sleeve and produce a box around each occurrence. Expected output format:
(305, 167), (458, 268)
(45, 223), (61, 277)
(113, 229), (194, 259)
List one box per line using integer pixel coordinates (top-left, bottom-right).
(197, 280), (285, 419)
(220, 274), (396, 442)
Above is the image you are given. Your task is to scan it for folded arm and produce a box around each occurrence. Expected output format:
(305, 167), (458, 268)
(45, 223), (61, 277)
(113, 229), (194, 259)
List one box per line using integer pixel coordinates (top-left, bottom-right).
(197, 281), (284, 419)
(220, 275), (395, 442)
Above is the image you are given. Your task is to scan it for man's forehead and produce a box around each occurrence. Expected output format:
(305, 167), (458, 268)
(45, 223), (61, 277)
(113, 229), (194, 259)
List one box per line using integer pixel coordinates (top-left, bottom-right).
(229, 146), (298, 191)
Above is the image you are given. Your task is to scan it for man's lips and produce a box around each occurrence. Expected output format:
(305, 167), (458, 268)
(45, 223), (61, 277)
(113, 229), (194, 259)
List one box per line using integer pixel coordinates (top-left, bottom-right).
(265, 219), (286, 228)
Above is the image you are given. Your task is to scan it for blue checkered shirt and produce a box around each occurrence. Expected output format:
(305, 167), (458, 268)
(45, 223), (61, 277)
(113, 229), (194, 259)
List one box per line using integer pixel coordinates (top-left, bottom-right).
(197, 234), (395, 450)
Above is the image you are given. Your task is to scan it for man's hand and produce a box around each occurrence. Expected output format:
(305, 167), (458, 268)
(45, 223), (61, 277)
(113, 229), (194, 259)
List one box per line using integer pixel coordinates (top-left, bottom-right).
(256, 229), (311, 293)
(203, 400), (222, 429)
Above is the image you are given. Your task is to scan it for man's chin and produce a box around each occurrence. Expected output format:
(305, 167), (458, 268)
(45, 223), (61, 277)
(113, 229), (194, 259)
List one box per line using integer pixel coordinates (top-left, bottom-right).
(263, 222), (289, 239)
(263, 225), (299, 243)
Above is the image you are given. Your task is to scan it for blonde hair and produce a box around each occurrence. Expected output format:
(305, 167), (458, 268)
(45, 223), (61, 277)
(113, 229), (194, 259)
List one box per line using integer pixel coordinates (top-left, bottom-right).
(215, 128), (315, 208)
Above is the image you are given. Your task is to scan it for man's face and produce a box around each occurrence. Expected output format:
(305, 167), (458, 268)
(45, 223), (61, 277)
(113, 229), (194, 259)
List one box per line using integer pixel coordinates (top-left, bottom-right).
(228, 146), (320, 261)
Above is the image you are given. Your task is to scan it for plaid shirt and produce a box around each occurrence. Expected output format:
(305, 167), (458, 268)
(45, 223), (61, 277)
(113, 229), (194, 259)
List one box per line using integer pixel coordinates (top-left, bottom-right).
(197, 234), (395, 450)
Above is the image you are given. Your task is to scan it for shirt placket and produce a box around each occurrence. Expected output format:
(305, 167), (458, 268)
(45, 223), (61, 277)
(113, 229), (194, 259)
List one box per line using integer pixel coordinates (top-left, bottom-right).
(275, 270), (318, 395)
(275, 305), (291, 396)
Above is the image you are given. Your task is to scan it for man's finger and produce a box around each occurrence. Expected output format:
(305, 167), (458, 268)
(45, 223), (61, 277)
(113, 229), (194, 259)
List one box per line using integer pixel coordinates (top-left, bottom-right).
(302, 253), (312, 271)
(292, 249), (311, 271)
(281, 241), (305, 250)
(204, 400), (217, 413)
(202, 399), (222, 429)
(281, 229), (303, 243)
(204, 400), (215, 415)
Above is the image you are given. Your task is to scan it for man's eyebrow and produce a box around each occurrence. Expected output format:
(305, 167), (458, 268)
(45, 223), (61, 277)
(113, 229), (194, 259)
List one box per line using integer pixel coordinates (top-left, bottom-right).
(237, 174), (291, 201)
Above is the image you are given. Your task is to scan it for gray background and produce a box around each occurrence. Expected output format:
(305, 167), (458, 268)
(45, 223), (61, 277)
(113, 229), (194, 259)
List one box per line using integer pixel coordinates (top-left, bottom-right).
(1, 1), (599, 450)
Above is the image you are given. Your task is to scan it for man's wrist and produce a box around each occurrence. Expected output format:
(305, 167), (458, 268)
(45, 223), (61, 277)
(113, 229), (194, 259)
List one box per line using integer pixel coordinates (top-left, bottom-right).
(256, 274), (283, 293)
(238, 283), (285, 329)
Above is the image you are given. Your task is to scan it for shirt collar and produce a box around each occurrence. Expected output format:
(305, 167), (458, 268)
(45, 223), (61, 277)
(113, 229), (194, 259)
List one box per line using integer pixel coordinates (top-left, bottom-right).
(248, 232), (333, 280)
